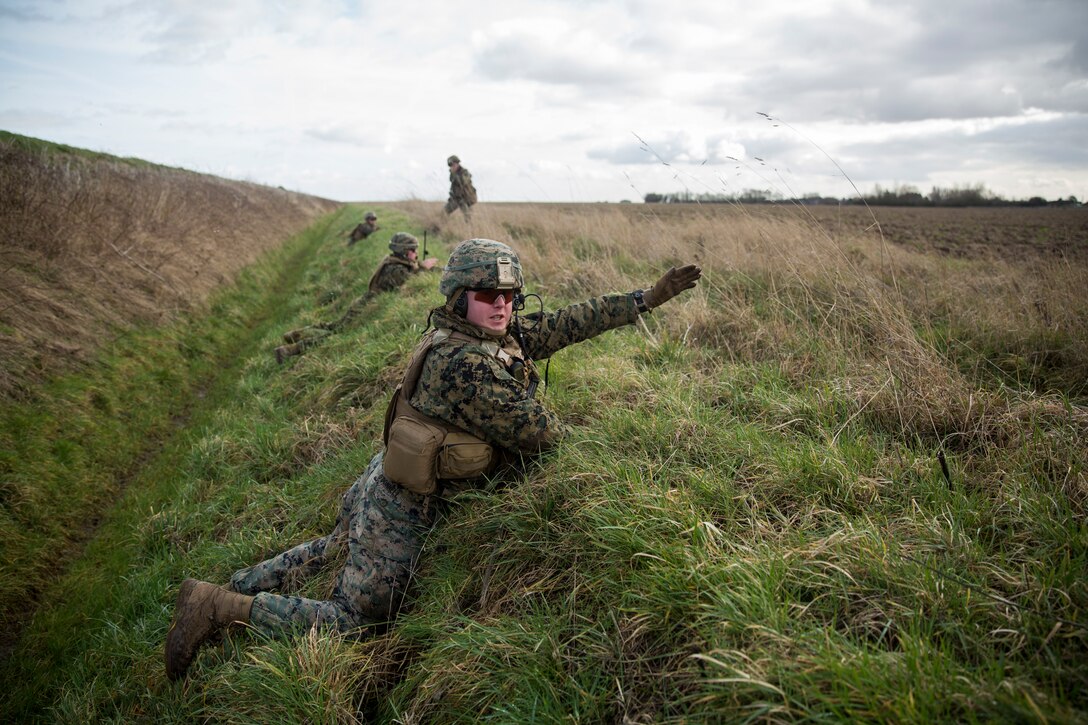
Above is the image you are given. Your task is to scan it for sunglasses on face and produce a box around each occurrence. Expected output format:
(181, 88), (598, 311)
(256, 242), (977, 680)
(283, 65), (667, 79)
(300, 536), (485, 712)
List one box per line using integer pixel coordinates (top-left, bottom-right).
(469, 288), (519, 304)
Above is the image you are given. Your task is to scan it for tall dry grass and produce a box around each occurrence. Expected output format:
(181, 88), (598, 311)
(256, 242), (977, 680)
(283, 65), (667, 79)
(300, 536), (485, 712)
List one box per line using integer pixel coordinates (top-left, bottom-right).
(394, 198), (1087, 486)
(0, 134), (339, 398)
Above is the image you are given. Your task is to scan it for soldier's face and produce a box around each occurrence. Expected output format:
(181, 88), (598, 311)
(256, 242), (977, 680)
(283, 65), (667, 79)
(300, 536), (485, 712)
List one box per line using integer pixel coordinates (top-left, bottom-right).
(406, 249), (418, 261)
(466, 289), (513, 332)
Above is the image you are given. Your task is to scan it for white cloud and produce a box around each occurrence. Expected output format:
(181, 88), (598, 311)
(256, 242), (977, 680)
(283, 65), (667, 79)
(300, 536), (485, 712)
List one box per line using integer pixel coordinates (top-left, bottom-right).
(471, 17), (651, 92)
(0, 0), (1085, 203)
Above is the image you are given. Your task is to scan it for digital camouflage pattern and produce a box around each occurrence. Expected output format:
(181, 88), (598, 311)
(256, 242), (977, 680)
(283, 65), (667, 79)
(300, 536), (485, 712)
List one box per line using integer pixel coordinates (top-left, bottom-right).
(367, 254), (417, 296)
(229, 452), (435, 634)
(439, 238), (524, 299)
(174, 238), (696, 661)
(411, 299), (638, 453)
(348, 219), (379, 245)
(236, 289), (640, 634)
(388, 232), (419, 255)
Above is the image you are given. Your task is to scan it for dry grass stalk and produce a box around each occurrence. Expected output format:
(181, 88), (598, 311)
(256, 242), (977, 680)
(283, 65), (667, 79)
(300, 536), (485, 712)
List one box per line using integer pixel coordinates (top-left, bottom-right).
(391, 199), (1087, 448)
(0, 138), (339, 398)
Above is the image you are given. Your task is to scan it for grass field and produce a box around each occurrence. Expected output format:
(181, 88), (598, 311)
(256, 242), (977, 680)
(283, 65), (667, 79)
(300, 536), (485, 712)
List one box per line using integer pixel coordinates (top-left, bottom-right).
(1, 189), (1086, 722)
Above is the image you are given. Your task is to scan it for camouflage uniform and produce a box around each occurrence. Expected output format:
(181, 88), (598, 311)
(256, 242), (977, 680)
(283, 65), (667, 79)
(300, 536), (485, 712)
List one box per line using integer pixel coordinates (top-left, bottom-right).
(347, 213), (379, 246)
(229, 452), (434, 632)
(279, 234), (423, 358)
(166, 239), (699, 678)
(234, 244), (642, 636)
(444, 155), (477, 218)
(348, 220), (378, 245)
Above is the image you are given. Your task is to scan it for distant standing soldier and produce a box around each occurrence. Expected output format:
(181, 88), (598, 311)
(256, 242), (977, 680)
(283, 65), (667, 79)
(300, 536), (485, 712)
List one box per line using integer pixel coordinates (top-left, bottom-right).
(444, 155), (477, 220)
(275, 232), (438, 362)
(164, 237), (702, 680)
(347, 212), (380, 246)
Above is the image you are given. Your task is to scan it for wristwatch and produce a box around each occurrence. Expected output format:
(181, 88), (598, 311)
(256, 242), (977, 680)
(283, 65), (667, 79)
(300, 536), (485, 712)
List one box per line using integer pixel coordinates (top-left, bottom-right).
(632, 289), (650, 315)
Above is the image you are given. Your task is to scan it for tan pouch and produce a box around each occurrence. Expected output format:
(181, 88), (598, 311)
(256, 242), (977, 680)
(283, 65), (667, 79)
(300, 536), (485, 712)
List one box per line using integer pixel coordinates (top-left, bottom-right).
(438, 432), (494, 479)
(384, 415), (443, 495)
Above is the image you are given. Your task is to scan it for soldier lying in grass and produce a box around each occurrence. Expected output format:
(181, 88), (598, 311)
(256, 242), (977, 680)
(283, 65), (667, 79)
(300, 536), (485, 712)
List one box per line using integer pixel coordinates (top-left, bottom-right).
(165, 238), (701, 680)
(347, 211), (380, 246)
(275, 232), (438, 363)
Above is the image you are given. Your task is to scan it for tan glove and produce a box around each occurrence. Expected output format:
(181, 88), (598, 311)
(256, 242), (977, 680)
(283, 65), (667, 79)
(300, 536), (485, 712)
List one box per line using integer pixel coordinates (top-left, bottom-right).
(642, 264), (702, 309)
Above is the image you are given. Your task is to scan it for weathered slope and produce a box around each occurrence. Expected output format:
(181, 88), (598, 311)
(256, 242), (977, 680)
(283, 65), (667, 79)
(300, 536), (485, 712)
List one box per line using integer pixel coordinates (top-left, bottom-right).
(0, 131), (340, 398)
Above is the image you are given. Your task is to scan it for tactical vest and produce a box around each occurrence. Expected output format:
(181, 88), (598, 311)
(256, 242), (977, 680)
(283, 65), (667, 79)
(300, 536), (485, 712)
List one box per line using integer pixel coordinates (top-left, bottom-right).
(367, 255), (415, 294)
(382, 328), (530, 495)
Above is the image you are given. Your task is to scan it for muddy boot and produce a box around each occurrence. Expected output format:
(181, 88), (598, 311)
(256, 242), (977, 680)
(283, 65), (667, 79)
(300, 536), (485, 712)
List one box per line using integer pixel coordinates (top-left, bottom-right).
(282, 329), (305, 344)
(164, 579), (254, 681)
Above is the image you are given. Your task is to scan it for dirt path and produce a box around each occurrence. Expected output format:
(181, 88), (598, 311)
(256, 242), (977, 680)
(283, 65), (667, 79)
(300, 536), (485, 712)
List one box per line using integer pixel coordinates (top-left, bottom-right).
(0, 218), (331, 669)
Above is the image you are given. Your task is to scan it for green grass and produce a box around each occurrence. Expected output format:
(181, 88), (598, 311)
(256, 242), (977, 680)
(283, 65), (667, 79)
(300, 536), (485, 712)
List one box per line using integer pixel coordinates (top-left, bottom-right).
(1, 129), (174, 169)
(2, 207), (1086, 723)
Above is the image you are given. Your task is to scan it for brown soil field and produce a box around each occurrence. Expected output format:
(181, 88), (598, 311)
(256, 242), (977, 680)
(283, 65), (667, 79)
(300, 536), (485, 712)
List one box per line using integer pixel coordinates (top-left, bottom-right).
(618, 203), (1088, 263)
(0, 135), (340, 398)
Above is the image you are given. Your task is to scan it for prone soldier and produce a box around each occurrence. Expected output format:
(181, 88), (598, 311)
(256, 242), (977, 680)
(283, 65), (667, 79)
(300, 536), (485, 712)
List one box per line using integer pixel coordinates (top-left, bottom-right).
(347, 211), (380, 246)
(275, 232), (438, 363)
(165, 238), (701, 680)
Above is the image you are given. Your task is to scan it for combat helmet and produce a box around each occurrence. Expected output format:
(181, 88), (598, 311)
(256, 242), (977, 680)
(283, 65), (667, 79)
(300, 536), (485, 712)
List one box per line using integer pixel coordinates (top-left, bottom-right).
(440, 239), (523, 305)
(365, 211), (377, 221)
(388, 232), (419, 256)
(447, 155), (460, 166)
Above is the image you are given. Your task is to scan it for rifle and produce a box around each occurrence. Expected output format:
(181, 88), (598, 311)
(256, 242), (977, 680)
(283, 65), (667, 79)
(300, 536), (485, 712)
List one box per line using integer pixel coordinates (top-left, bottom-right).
(422, 230), (429, 260)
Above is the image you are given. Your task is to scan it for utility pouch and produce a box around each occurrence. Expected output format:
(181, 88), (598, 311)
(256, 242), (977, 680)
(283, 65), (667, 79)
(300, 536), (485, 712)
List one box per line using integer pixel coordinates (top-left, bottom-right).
(438, 433), (494, 479)
(384, 414), (444, 495)
(381, 334), (497, 495)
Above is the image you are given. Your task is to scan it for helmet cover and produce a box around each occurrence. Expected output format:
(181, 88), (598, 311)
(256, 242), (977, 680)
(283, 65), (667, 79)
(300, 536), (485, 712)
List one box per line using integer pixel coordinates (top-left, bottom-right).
(440, 238), (523, 299)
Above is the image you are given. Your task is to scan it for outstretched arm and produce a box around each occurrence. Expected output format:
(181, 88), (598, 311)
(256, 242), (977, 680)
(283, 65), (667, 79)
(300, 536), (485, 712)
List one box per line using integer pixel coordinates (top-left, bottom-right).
(520, 263), (702, 360)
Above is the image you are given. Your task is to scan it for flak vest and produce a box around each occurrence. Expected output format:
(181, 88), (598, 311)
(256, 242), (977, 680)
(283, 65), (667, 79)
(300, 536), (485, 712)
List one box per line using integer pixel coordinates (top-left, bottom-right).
(382, 328), (530, 495)
(367, 256), (415, 294)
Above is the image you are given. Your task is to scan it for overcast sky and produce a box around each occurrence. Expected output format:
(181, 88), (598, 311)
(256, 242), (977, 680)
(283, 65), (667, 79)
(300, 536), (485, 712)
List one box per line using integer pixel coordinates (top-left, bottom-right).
(2, 0), (1086, 203)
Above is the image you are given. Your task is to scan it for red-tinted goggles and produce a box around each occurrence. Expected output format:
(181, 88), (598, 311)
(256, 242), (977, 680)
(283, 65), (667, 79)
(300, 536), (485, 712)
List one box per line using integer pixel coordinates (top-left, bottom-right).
(469, 288), (519, 304)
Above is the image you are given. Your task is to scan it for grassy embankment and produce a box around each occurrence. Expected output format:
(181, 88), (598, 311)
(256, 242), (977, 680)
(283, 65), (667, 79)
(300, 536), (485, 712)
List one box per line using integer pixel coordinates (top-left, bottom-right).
(4, 195), (1087, 722)
(0, 199), (385, 719)
(0, 130), (337, 649)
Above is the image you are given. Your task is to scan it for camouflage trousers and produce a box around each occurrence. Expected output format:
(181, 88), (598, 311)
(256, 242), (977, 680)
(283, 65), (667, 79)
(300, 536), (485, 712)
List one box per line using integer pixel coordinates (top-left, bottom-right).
(228, 452), (436, 635)
(444, 197), (473, 219)
(289, 292), (375, 344)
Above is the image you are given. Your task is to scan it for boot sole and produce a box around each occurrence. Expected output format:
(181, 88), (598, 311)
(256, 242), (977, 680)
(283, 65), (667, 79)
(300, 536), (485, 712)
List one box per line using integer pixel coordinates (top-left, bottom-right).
(164, 578), (200, 681)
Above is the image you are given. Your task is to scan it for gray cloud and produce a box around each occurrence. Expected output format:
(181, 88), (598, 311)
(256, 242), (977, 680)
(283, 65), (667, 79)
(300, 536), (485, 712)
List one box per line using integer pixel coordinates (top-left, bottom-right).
(587, 131), (749, 165)
(0, 2), (54, 21)
(305, 125), (376, 146)
(588, 132), (703, 165)
(830, 113), (1088, 188)
(471, 20), (649, 92)
(1056, 37), (1088, 73)
(697, 0), (1088, 124)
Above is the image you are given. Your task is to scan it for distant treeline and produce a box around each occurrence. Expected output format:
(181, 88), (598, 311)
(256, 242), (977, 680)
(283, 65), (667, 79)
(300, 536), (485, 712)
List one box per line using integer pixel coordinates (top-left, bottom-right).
(643, 184), (1083, 208)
